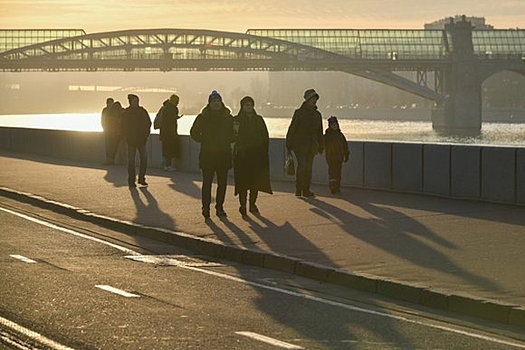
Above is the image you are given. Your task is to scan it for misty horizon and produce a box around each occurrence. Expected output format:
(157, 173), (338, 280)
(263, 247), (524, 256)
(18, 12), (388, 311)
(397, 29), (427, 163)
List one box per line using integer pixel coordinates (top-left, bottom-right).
(1, 69), (524, 117)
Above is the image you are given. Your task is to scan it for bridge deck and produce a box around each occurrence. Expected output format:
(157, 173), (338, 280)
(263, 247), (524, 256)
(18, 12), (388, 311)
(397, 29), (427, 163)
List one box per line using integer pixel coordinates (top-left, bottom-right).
(2, 28), (523, 60)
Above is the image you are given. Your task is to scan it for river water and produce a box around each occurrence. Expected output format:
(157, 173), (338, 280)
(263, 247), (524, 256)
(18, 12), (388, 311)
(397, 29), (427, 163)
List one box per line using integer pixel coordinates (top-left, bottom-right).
(0, 113), (524, 146)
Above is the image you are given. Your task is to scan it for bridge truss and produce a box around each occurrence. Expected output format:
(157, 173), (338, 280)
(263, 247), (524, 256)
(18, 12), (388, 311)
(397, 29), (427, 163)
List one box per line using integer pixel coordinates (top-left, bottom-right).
(1, 28), (524, 102)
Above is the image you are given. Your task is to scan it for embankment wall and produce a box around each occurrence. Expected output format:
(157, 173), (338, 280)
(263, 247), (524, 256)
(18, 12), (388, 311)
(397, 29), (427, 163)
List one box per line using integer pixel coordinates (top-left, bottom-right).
(1, 127), (524, 205)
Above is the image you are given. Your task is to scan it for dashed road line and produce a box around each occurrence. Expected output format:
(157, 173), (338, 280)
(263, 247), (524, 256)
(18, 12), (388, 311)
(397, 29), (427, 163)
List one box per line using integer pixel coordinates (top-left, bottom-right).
(9, 255), (36, 263)
(186, 265), (525, 349)
(235, 331), (304, 349)
(95, 285), (140, 298)
(3, 205), (525, 348)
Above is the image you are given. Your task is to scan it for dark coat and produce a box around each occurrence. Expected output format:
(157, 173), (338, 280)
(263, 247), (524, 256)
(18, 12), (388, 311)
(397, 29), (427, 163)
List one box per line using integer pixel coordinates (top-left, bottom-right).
(101, 104), (122, 136)
(233, 110), (272, 195)
(159, 100), (180, 158)
(121, 106), (151, 146)
(323, 127), (349, 163)
(285, 102), (324, 155)
(190, 105), (235, 170)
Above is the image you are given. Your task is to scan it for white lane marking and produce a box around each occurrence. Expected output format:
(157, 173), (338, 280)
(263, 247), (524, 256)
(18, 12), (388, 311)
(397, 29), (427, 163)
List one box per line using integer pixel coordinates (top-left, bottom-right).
(126, 254), (223, 267)
(0, 336), (24, 350)
(183, 265), (525, 349)
(0, 315), (74, 350)
(0, 206), (140, 256)
(95, 285), (140, 298)
(9, 254), (37, 263)
(3, 206), (524, 348)
(235, 331), (304, 349)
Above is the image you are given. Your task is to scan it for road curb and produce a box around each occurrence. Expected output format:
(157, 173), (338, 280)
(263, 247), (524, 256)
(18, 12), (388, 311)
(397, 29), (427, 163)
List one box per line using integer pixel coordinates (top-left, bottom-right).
(1, 186), (524, 328)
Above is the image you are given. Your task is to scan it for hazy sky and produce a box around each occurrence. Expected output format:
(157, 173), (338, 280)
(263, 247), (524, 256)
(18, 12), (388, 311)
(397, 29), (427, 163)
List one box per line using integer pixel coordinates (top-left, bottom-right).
(1, 0), (523, 34)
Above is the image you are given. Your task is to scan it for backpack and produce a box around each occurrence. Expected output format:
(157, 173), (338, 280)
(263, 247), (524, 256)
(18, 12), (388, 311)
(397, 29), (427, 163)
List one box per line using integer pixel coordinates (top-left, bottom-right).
(153, 106), (163, 129)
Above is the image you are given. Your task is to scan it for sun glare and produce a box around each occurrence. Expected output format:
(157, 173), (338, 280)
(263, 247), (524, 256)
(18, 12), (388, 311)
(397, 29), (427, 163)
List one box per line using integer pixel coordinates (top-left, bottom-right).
(0, 114), (103, 132)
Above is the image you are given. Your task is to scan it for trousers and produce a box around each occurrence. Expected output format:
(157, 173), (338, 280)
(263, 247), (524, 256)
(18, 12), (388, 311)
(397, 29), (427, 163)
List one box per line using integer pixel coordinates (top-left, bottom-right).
(201, 166), (229, 210)
(127, 143), (148, 183)
(293, 150), (314, 192)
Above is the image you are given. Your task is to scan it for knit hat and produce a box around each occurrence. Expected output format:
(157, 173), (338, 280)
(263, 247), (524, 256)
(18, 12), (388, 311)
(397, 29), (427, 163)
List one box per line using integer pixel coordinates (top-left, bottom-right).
(208, 90), (222, 103)
(328, 116), (338, 125)
(169, 94), (180, 105)
(303, 88), (319, 101)
(240, 96), (254, 106)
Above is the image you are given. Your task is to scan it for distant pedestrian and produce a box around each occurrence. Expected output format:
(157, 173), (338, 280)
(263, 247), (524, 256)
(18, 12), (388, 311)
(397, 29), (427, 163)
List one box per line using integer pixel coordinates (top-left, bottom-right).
(101, 97), (120, 165)
(233, 96), (272, 216)
(158, 94), (182, 171)
(190, 90), (235, 218)
(121, 94), (151, 188)
(285, 88), (324, 197)
(323, 116), (349, 194)
(110, 101), (124, 158)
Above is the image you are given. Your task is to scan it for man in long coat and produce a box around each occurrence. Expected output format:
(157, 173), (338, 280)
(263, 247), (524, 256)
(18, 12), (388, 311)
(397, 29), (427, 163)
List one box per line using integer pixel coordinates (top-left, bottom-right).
(121, 94), (151, 187)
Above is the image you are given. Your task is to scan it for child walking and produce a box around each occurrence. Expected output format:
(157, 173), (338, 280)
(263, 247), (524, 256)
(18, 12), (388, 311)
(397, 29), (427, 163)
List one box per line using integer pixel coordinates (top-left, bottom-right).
(323, 116), (349, 194)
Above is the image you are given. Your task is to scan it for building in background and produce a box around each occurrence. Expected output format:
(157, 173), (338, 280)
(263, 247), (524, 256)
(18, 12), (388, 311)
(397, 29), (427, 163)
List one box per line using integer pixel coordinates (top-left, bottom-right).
(425, 16), (494, 30)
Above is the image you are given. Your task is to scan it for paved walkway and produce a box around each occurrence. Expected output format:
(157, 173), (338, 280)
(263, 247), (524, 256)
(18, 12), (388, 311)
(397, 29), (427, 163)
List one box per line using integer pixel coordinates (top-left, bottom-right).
(1, 150), (524, 326)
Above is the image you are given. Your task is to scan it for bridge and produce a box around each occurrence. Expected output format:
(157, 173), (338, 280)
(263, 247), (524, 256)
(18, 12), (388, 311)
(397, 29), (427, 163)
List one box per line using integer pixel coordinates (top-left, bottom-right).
(1, 17), (524, 133)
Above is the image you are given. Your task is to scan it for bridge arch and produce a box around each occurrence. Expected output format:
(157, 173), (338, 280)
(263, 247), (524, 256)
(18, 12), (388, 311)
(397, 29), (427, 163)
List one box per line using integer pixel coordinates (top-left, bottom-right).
(0, 28), (443, 100)
(477, 60), (525, 83)
(0, 28), (351, 71)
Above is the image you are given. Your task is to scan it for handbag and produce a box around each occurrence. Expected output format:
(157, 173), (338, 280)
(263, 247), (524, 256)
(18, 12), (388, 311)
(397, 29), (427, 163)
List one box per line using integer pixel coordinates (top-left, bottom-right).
(285, 151), (295, 176)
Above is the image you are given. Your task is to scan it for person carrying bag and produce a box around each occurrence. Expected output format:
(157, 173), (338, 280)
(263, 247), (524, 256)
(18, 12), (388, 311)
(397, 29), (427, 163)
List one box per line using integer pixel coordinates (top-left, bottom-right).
(285, 150), (295, 176)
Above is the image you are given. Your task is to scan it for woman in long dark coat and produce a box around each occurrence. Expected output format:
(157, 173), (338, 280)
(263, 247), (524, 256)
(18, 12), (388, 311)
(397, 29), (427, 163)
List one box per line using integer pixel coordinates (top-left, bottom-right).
(233, 96), (272, 215)
(159, 94), (181, 171)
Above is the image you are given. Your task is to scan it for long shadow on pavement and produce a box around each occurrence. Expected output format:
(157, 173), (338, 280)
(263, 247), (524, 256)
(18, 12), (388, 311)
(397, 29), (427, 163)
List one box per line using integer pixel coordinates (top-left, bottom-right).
(204, 199), (413, 347)
(103, 165), (128, 187)
(307, 195), (503, 294)
(129, 186), (176, 230)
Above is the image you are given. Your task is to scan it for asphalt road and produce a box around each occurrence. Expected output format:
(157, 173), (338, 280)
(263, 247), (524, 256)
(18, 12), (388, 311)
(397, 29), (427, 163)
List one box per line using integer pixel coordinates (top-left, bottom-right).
(1, 198), (524, 350)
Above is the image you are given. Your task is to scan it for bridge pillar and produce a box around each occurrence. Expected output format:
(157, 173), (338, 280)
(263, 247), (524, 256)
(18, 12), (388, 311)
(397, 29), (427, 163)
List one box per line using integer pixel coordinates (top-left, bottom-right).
(432, 16), (482, 134)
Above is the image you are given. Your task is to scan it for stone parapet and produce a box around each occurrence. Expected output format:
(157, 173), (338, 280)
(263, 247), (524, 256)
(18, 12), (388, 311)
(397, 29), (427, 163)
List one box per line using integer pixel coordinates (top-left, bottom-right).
(1, 127), (523, 205)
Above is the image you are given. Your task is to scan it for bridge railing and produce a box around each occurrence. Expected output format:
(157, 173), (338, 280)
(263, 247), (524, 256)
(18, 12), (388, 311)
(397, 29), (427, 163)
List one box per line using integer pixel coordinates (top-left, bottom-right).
(472, 29), (525, 57)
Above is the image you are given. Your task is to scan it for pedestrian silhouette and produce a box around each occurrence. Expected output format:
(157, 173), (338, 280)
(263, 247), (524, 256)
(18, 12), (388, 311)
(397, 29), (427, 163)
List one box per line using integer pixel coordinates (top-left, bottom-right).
(101, 97), (122, 165)
(233, 96), (272, 216)
(285, 88), (324, 197)
(157, 94), (183, 172)
(190, 90), (235, 218)
(121, 94), (151, 188)
(323, 116), (349, 194)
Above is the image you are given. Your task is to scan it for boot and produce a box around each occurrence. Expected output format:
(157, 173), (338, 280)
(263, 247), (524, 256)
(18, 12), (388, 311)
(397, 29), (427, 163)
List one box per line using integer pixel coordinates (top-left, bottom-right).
(239, 205), (247, 215)
(249, 190), (259, 213)
(239, 191), (248, 216)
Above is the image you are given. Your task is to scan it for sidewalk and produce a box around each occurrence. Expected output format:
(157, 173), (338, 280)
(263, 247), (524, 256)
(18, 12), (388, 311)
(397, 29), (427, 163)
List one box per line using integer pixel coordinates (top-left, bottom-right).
(1, 149), (524, 326)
